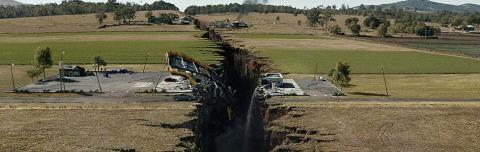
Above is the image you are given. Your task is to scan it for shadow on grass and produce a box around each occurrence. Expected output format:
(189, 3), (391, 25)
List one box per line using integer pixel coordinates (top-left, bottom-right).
(341, 84), (357, 87)
(132, 118), (197, 149)
(349, 92), (390, 97)
(132, 118), (196, 130)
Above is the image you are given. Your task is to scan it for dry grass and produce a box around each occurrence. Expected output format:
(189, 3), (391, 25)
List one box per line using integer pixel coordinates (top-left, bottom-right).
(236, 35), (418, 52)
(293, 74), (480, 99)
(343, 74), (480, 99)
(196, 13), (319, 34)
(0, 102), (194, 151)
(272, 101), (480, 151)
(0, 33), (198, 43)
(0, 10), (195, 33)
(196, 13), (375, 35)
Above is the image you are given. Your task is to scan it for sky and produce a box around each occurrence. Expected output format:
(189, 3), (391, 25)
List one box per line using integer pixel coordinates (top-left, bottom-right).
(15, 0), (480, 11)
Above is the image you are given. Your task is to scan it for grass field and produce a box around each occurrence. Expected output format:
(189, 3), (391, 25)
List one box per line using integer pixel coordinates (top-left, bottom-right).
(271, 102), (480, 151)
(293, 74), (480, 99)
(0, 10), (195, 33)
(0, 102), (194, 151)
(0, 31), (219, 65)
(407, 43), (480, 57)
(231, 33), (480, 74)
(261, 49), (480, 74)
(358, 33), (480, 58)
(344, 74), (480, 99)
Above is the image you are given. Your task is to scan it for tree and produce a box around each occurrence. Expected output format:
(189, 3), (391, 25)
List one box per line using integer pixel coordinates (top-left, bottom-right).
(416, 26), (441, 38)
(95, 12), (107, 25)
(34, 46), (53, 79)
(305, 8), (321, 28)
(364, 16), (381, 28)
(0, 0), (178, 20)
(328, 62), (351, 90)
(113, 9), (123, 24)
(93, 56), (106, 92)
(106, 0), (119, 12)
(26, 69), (42, 82)
(349, 23), (361, 36)
(321, 12), (334, 28)
(123, 6), (136, 24)
(328, 25), (342, 35)
(113, 5), (136, 24)
(377, 23), (389, 37)
(93, 56), (107, 71)
(145, 11), (153, 18)
(345, 17), (359, 27)
(275, 16), (280, 24)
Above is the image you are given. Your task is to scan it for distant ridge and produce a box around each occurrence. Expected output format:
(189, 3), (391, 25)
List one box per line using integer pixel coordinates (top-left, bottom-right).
(0, 0), (24, 6)
(369, 0), (480, 12)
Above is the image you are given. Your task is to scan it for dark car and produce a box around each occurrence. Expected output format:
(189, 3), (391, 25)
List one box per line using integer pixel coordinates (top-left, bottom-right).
(174, 94), (197, 101)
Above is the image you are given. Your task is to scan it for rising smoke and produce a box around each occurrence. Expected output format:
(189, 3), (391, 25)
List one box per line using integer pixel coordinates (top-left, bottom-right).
(238, 0), (269, 19)
(243, 0), (269, 4)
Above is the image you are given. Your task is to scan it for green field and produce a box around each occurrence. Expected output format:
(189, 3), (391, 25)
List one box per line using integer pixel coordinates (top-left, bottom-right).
(260, 49), (480, 74)
(0, 32), (219, 65)
(344, 74), (480, 99)
(408, 43), (480, 58)
(0, 31), (200, 37)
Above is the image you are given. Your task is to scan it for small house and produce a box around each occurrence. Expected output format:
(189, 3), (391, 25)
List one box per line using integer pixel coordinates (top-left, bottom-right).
(61, 65), (86, 77)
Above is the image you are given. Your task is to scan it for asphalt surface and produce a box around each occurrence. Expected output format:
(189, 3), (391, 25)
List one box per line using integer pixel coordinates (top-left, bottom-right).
(17, 72), (168, 96)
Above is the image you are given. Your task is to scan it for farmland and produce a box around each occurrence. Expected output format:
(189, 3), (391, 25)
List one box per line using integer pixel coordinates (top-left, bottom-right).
(235, 33), (480, 74)
(260, 49), (480, 74)
(0, 31), (220, 65)
(0, 102), (194, 151)
(0, 10), (194, 33)
(357, 33), (480, 58)
(271, 101), (480, 151)
(344, 74), (480, 99)
(1, 7), (480, 152)
(292, 74), (480, 99)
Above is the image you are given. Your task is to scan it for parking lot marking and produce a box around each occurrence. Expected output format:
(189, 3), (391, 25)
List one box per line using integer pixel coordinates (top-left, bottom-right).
(132, 82), (153, 88)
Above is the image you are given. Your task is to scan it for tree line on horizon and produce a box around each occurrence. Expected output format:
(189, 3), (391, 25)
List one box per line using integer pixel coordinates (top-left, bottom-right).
(0, 0), (178, 19)
(184, 3), (302, 15)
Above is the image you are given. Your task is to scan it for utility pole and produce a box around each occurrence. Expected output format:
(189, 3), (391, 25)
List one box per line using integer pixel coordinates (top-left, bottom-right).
(95, 64), (103, 93)
(59, 51), (65, 92)
(381, 67), (389, 96)
(10, 63), (15, 92)
(143, 52), (150, 73)
(152, 72), (163, 96)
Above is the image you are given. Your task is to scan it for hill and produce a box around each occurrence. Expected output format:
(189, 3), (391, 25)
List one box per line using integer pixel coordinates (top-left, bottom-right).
(0, 0), (23, 6)
(371, 0), (480, 12)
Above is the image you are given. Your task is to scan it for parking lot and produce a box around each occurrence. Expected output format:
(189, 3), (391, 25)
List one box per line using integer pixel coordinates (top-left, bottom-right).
(17, 72), (168, 95)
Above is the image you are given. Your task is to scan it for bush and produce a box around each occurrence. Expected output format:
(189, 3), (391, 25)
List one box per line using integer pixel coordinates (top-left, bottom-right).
(377, 23), (389, 37)
(416, 26), (441, 37)
(328, 25), (342, 35)
(350, 23), (361, 36)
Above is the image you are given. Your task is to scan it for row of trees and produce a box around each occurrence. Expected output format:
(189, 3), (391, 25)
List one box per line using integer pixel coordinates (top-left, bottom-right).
(184, 3), (301, 15)
(0, 0), (178, 19)
(304, 6), (442, 37)
(304, 4), (479, 33)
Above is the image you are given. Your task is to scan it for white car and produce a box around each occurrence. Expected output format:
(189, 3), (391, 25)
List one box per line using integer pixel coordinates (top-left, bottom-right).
(156, 75), (192, 93)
